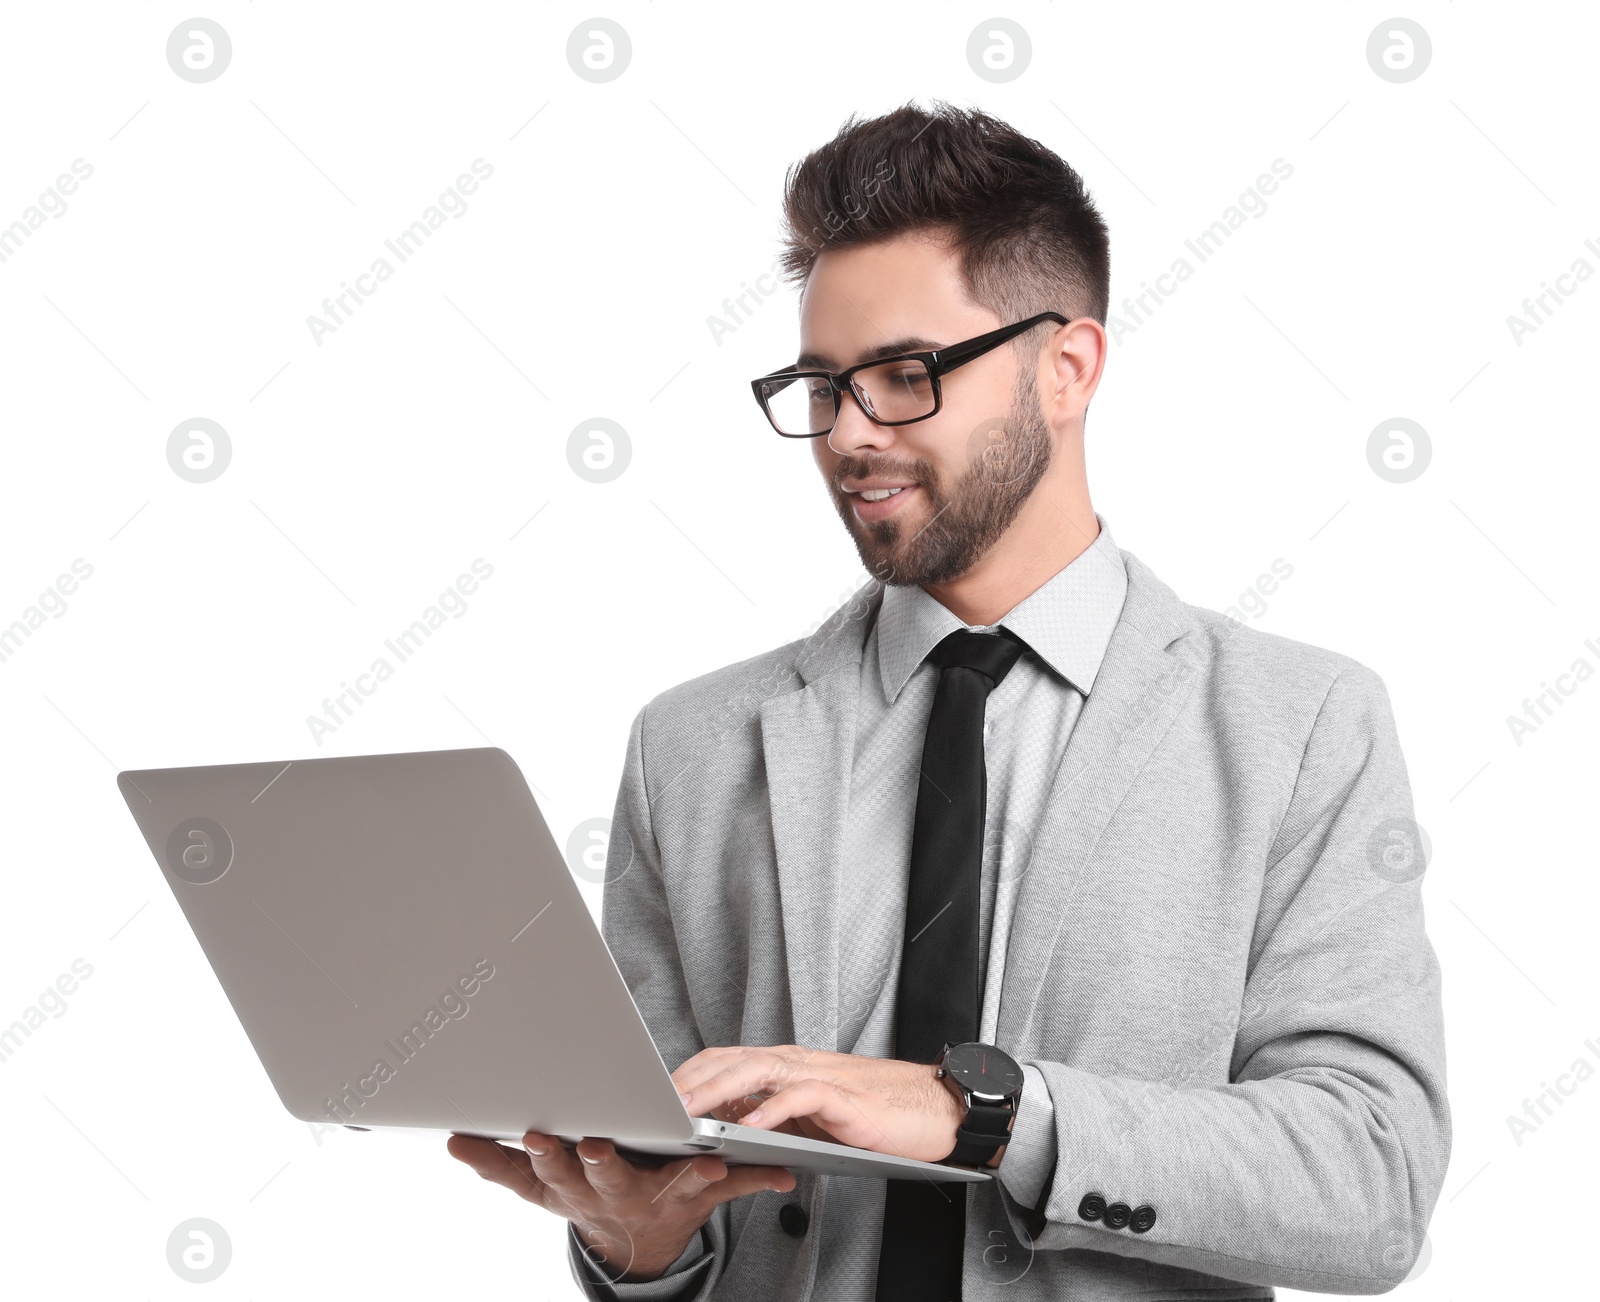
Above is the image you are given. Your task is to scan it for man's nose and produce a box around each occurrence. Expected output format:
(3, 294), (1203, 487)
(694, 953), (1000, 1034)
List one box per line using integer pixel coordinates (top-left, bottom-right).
(827, 388), (894, 457)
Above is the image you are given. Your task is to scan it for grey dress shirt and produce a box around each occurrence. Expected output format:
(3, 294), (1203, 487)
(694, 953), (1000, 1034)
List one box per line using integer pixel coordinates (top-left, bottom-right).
(579, 516), (1128, 1298)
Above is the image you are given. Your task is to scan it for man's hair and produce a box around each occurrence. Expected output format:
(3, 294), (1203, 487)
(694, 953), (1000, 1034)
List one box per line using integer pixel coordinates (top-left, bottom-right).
(778, 100), (1110, 356)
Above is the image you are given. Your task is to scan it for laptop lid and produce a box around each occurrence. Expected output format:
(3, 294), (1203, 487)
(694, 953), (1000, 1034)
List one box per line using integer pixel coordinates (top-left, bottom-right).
(117, 746), (696, 1144)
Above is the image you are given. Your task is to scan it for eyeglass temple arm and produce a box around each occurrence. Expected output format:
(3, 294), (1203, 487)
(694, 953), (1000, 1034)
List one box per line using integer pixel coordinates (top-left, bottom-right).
(754, 311), (1068, 386)
(931, 311), (1069, 374)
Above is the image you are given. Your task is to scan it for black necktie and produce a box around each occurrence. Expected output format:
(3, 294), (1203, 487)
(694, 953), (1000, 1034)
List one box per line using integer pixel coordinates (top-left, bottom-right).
(875, 626), (1027, 1302)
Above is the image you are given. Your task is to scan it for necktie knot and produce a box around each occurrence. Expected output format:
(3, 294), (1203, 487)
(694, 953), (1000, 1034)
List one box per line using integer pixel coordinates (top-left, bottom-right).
(929, 626), (1027, 689)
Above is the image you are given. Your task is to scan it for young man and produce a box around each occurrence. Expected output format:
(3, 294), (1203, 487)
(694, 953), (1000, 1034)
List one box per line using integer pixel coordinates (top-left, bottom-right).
(449, 102), (1450, 1301)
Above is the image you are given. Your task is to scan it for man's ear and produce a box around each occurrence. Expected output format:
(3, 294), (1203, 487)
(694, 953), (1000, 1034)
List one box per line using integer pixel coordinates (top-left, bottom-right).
(1043, 318), (1106, 426)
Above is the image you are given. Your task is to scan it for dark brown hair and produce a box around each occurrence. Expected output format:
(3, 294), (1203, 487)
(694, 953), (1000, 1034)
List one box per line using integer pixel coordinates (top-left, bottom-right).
(778, 101), (1110, 355)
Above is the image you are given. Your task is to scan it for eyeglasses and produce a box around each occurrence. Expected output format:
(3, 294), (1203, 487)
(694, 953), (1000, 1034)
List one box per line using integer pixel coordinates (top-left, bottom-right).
(750, 311), (1068, 439)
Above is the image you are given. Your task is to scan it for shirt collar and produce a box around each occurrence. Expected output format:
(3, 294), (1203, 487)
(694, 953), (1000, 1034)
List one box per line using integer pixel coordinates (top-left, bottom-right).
(874, 513), (1128, 704)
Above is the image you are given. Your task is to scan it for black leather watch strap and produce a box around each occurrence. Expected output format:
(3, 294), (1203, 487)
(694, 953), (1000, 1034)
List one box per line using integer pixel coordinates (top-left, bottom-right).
(945, 1098), (1014, 1166)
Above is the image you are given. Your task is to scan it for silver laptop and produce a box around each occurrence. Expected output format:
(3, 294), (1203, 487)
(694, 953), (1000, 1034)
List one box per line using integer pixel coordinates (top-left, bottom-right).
(116, 746), (990, 1184)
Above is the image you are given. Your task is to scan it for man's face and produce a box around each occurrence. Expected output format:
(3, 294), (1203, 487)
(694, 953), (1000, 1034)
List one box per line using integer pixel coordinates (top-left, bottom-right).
(799, 232), (1053, 587)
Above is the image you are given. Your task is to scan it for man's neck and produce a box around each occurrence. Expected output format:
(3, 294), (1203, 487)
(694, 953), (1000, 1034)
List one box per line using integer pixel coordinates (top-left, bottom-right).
(919, 481), (1100, 628)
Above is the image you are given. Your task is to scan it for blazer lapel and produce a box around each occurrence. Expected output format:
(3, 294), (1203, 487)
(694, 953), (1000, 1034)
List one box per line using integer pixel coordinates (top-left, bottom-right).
(995, 550), (1209, 1049)
(759, 580), (882, 1054)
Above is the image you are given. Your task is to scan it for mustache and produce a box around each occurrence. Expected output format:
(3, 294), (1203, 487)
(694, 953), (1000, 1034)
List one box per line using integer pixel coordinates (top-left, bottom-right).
(831, 457), (933, 490)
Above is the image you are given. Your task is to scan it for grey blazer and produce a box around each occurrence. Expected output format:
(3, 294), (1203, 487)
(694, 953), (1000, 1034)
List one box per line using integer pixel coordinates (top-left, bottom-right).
(568, 549), (1449, 1300)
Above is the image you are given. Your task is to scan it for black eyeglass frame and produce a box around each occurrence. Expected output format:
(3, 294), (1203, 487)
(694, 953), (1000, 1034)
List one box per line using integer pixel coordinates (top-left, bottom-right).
(750, 311), (1070, 439)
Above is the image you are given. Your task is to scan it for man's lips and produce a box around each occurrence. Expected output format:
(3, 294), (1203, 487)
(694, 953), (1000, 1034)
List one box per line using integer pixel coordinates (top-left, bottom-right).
(845, 483), (919, 522)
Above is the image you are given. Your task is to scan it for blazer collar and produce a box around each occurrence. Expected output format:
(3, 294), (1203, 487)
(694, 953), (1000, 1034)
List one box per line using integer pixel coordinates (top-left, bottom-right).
(792, 581), (883, 686)
(792, 544), (1191, 688)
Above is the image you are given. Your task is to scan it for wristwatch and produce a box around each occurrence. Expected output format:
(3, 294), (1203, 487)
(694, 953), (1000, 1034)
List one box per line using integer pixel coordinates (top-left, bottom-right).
(934, 1041), (1024, 1167)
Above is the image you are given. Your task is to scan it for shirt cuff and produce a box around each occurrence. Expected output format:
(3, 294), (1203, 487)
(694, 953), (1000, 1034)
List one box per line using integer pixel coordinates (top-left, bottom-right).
(997, 1062), (1057, 1213)
(568, 1220), (713, 1299)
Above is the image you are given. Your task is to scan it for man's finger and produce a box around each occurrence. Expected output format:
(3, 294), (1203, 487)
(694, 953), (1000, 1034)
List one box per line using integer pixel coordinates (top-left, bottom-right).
(572, 1137), (635, 1199)
(676, 1049), (802, 1115)
(632, 1152), (728, 1207)
(696, 1161), (797, 1208)
(522, 1131), (593, 1196)
(669, 1046), (749, 1096)
(743, 1079), (853, 1138)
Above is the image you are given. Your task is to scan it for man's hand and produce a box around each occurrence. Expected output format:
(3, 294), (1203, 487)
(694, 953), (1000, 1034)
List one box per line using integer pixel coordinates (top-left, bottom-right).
(447, 1131), (796, 1283)
(673, 1045), (995, 1167)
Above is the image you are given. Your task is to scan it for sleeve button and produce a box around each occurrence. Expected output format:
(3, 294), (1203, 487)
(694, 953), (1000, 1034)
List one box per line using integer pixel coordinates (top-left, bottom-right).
(1129, 1205), (1157, 1234)
(1077, 1192), (1107, 1221)
(1104, 1201), (1132, 1229)
(778, 1203), (809, 1238)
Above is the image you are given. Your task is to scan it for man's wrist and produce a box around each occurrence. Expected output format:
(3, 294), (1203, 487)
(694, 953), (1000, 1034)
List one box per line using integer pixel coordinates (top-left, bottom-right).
(934, 1061), (965, 1158)
(620, 1233), (705, 1283)
(572, 1222), (704, 1285)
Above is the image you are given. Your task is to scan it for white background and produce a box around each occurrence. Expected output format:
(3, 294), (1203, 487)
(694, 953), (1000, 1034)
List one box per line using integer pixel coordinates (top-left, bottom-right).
(1, 2), (1595, 1297)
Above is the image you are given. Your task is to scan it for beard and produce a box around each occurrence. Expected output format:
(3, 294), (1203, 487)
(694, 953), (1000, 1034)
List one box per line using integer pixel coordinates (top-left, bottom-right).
(827, 368), (1054, 588)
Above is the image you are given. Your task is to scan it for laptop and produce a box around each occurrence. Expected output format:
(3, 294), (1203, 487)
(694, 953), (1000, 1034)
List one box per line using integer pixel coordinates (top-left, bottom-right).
(116, 746), (991, 1184)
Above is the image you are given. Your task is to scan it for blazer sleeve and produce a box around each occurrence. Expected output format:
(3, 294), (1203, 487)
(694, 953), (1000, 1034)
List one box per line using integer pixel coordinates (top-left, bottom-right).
(566, 702), (732, 1302)
(1000, 662), (1451, 1295)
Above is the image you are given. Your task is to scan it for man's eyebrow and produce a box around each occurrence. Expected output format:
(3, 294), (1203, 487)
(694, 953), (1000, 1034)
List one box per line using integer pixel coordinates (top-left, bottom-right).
(794, 336), (946, 370)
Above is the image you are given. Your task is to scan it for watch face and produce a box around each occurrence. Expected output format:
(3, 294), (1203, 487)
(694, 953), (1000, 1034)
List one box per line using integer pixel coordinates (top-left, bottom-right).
(943, 1043), (1023, 1100)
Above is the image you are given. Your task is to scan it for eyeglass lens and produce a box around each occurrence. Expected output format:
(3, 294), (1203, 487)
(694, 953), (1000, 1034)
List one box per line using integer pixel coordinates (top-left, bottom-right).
(760, 358), (935, 435)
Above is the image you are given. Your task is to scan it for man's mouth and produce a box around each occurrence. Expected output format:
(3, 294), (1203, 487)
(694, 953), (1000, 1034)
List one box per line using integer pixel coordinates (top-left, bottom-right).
(844, 482), (919, 522)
